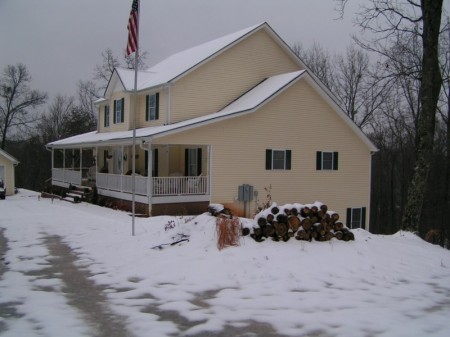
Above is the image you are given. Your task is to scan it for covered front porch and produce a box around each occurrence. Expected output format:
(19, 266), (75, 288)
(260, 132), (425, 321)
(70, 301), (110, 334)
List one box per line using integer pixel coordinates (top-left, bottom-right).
(50, 143), (211, 207)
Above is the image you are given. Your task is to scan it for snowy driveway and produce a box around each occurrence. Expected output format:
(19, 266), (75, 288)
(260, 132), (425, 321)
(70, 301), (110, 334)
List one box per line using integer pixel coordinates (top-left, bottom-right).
(1, 190), (450, 337)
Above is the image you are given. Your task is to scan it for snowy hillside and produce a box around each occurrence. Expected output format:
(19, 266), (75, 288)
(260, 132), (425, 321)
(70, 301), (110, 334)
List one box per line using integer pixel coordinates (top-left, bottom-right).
(1, 189), (449, 337)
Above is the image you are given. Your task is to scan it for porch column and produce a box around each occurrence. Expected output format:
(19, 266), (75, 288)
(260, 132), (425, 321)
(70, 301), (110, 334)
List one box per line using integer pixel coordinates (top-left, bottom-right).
(121, 145), (125, 192)
(63, 149), (66, 182)
(80, 148), (82, 182)
(95, 146), (98, 176)
(147, 144), (152, 198)
(207, 145), (212, 195)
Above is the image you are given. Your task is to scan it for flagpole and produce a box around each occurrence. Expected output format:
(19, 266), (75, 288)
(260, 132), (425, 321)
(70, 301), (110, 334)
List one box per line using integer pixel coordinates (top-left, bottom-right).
(130, 0), (140, 236)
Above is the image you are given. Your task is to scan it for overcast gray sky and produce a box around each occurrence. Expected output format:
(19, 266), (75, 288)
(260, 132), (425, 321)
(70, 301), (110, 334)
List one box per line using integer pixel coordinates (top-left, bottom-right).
(0, 0), (427, 104)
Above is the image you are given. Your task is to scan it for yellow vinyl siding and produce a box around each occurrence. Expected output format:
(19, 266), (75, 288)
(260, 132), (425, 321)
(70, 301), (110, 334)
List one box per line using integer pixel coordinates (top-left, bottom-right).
(155, 79), (371, 220)
(170, 30), (301, 123)
(98, 93), (131, 132)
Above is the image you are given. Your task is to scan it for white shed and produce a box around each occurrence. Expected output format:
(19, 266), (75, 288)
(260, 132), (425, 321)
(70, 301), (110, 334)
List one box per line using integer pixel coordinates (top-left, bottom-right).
(0, 149), (19, 197)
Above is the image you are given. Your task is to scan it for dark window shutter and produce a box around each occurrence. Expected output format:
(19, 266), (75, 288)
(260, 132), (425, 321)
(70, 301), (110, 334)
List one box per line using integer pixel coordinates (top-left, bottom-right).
(266, 149), (272, 170)
(346, 208), (351, 228)
(316, 151), (322, 170)
(361, 207), (366, 228)
(184, 149), (189, 176)
(286, 150), (291, 170)
(154, 149), (159, 177)
(145, 95), (149, 121)
(113, 100), (117, 123)
(155, 92), (159, 120)
(333, 152), (339, 170)
(197, 148), (202, 175)
(121, 98), (125, 122)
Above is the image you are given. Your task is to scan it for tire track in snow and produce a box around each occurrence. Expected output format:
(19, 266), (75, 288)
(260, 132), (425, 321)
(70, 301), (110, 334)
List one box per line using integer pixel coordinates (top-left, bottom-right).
(42, 235), (135, 337)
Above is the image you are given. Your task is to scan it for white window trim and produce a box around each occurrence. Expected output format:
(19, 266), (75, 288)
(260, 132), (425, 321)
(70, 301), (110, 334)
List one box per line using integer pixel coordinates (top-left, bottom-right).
(115, 99), (123, 124)
(321, 151), (334, 170)
(146, 94), (158, 121)
(272, 149), (287, 170)
(350, 207), (363, 229)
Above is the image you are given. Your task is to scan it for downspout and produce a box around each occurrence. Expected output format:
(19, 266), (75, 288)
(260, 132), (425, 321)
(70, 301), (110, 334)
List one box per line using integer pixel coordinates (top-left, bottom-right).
(165, 84), (172, 124)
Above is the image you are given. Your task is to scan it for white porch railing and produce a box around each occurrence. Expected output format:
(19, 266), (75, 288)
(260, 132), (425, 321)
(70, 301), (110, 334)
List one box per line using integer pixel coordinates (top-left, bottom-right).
(52, 168), (82, 186)
(96, 173), (148, 196)
(152, 176), (208, 196)
(95, 173), (208, 196)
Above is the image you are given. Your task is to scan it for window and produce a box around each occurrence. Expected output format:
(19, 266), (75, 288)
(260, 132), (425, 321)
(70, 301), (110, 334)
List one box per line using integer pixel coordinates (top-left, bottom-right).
(265, 149), (291, 170)
(113, 98), (124, 124)
(316, 151), (338, 170)
(346, 207), (366, 229)
(146, 93), (159, 121)
(185, 148), (202, 176)
(104, 105), (110, 127)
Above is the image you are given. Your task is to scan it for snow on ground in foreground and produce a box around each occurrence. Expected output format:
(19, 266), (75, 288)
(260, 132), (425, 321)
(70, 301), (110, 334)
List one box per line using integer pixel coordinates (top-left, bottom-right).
(0, 189), (450, 337)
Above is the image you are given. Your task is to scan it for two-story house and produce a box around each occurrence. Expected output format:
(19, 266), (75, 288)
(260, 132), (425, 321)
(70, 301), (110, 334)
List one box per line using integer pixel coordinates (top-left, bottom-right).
(47, 22), (377, 229)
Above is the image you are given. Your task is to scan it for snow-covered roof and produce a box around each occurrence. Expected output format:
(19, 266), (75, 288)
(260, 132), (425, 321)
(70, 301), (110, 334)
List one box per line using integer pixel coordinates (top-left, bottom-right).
(0, 148), (19, 165)
(114, 22), (280, 92)
(48, 70), (306, 148)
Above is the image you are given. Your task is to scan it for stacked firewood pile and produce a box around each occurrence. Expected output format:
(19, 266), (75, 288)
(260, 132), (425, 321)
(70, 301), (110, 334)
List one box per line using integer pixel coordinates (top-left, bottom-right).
(250, 202), (355, 243)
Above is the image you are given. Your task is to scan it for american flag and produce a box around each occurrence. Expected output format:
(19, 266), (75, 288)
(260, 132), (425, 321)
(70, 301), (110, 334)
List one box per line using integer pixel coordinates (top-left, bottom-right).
(126, 0), (139, 56)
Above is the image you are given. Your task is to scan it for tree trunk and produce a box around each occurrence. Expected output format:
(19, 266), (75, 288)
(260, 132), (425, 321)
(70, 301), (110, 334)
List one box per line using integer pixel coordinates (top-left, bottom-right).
(444, 82), (450, 247)
(402, 0), (443, 232)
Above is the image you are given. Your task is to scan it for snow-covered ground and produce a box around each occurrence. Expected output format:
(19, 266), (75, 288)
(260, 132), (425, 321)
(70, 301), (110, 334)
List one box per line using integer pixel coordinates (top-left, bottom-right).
(1, 189), (450, 337)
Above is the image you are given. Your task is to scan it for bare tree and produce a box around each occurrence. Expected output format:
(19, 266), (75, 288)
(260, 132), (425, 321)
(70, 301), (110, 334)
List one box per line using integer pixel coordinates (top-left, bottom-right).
(39, 95), (75, 144)
(292, 42), (335, 90)
(77, 79), (99, 125)
(0, 63), (47, 149)
(334, 46), (387, 129)
(124, 49), (148, 70)
(94, 48), (148, 92)
(336, 0), (444, 233)
(437, 19), (450, 246)
(94, 48), (120, 91)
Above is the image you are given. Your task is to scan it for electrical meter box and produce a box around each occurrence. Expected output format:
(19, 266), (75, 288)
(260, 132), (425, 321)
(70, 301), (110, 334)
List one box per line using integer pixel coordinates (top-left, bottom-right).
(238, 184), (254, 202)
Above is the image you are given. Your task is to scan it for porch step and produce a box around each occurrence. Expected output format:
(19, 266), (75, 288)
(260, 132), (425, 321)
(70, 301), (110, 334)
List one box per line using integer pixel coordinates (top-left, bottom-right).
(40, 192), (79, 204)
(67, 185), (93, 203)
(65, 193), (83, 203)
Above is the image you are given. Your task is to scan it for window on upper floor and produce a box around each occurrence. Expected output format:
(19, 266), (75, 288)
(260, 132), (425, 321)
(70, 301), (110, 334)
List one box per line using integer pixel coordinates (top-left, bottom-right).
(113, 98), (124, 124)
(146, 93), (159, 121)
(316, 151), (338, 170)
(104, 105), (110, 127)
(265, 149), (291, 170)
